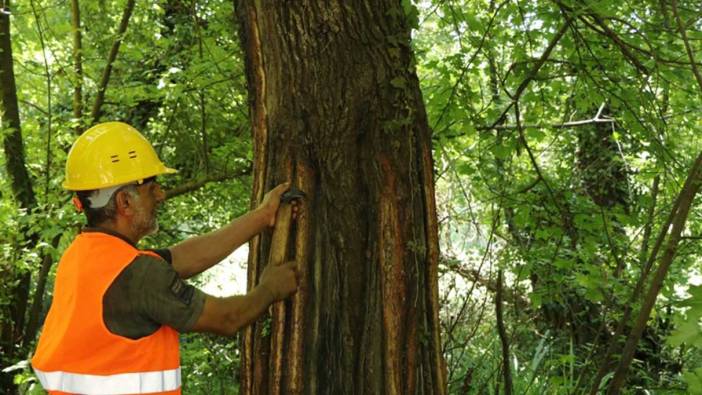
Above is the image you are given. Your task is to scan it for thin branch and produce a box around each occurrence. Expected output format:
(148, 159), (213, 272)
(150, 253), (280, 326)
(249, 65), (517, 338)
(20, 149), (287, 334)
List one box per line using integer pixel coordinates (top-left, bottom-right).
(589, 175), (685, 394)
(478, 102), (615, 131)
(90, 0), (135, 123)
(496, 268), (513, 395)
(164, 167), (251, 200)
(515, 103), (556, 201)
(23, 233), (62, 349)
(671, 0), (702, 94)
(553, 0), (649, 75)
(486, 21), (570, 131)
(639, 176), (660, 267)
(192, 1), (210, 174)
(29, 0), (53, 201)
(432, 0), (506, 131)
(19, 99), (47, 115)
(71, 0), (83, 134)
(606, 151), (702, 394)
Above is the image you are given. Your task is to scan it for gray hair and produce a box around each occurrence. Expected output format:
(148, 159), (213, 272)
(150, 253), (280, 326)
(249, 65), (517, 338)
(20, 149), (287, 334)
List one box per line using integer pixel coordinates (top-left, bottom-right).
(76, 185), (139, 227)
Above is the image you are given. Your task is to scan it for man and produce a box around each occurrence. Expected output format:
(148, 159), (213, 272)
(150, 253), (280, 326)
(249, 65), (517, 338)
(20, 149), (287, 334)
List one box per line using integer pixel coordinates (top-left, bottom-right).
(31, 122), (298, 394)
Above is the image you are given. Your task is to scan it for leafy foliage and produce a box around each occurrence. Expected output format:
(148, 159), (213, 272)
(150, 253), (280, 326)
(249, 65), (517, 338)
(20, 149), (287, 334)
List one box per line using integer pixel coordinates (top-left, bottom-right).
(2, 0), (702, 393)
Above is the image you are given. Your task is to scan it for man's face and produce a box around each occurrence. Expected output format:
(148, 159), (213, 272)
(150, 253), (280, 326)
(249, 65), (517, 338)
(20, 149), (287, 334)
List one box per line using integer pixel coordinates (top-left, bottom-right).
(131, 178), (165, 238)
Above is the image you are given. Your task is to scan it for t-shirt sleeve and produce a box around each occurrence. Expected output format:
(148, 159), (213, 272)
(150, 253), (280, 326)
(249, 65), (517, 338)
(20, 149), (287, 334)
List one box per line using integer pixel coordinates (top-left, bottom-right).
(146, 248), (173, 264)
(131, 255), (206, 333)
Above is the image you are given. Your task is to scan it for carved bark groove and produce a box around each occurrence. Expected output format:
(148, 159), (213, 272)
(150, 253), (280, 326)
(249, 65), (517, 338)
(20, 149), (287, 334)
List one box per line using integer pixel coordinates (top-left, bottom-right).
(236, 1), (445, 394)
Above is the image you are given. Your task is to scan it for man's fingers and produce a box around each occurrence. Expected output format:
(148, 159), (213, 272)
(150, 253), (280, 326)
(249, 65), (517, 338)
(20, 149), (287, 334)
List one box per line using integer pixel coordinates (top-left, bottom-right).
(285, 261), (300, 281)
(275, 182), (291, 196)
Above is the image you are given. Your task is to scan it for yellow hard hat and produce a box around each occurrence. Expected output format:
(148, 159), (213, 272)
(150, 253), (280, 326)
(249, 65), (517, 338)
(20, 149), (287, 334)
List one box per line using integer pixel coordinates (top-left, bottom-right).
(63, 122), (177, 191)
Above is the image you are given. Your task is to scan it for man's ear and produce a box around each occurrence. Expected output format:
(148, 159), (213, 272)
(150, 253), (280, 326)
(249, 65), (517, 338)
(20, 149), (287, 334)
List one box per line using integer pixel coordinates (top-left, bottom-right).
(115, 189), (134, 216)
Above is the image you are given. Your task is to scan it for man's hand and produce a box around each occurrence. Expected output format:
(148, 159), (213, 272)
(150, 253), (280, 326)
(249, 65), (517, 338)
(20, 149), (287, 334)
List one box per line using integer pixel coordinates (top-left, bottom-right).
(258, 182), (289, 227)
(258, 182), (300, 227)
(259, 261), (299, 301)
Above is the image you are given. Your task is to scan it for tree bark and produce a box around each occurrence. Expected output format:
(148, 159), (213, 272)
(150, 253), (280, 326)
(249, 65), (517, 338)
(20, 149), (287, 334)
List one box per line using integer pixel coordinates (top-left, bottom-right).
(235, 2), (446, 394)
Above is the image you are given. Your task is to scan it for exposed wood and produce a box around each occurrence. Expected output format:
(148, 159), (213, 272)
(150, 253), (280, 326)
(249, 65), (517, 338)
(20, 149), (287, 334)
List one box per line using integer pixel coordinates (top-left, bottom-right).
(286, 161), (315, 394)
(237, 2), (269, 393)
(267, 179), (294, 395)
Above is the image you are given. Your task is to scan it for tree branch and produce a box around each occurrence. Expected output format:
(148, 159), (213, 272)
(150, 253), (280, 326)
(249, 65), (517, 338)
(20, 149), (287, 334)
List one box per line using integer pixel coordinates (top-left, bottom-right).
(22, 233), (62, 349)
(671, 0), (702, 94)
(496, 269), (513, 395)
(553, 0), (649, 75)
(29, 0), (53, 201)
(478, 103), (615, 131)
(606, 151), (702, 394)
(486, 21), (570, 131)
(71, 0), (83, 134)
(90, 0), (135, 123)
(164, 167), (251, 200)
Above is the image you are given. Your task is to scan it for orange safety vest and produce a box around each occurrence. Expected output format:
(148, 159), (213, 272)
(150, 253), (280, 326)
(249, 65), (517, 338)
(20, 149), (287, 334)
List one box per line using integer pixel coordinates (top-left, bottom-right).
(32, 232), (181, 395)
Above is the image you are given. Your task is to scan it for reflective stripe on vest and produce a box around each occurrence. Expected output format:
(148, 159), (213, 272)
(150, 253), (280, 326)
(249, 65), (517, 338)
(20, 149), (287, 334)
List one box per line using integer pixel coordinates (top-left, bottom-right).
(34, 367), (181, 394)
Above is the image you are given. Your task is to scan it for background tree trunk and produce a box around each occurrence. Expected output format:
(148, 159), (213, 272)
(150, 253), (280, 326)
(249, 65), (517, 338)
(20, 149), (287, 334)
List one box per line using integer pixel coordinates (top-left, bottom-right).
(0, 2), (37, 393)
(235, 1), (446, 394)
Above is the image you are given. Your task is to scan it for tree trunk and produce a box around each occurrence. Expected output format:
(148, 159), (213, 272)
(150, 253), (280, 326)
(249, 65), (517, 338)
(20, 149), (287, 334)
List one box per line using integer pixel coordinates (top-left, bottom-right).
(0, 2), (37, 393)
(235, 2), (446, 394)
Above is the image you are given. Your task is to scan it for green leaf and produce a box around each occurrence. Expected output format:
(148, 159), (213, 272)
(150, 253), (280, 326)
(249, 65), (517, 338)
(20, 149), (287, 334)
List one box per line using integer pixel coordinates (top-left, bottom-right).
(491, 144), (511, 160)
(683, 368), (702, 395)
(668, 320), (702, 347)
(401, 0), (420, 30)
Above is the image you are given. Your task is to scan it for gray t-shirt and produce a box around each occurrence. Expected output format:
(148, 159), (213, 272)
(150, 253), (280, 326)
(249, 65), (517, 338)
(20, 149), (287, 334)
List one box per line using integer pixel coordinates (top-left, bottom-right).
(85, 229), (206, 339)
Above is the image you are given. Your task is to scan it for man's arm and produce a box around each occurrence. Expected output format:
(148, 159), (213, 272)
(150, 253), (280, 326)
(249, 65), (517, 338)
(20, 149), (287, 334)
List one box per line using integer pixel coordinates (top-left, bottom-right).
(189, 260), (298, 335)
(169, 183), (289, 279)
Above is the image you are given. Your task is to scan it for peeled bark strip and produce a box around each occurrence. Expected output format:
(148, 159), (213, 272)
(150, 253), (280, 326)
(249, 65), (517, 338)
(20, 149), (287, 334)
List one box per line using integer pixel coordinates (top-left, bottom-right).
(240, 3), (269, 393)
(287, 161), (315, 394)
(378, 157), (407, 395)
(268, 199), (294, 395)
(236, 1), (446, 394)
